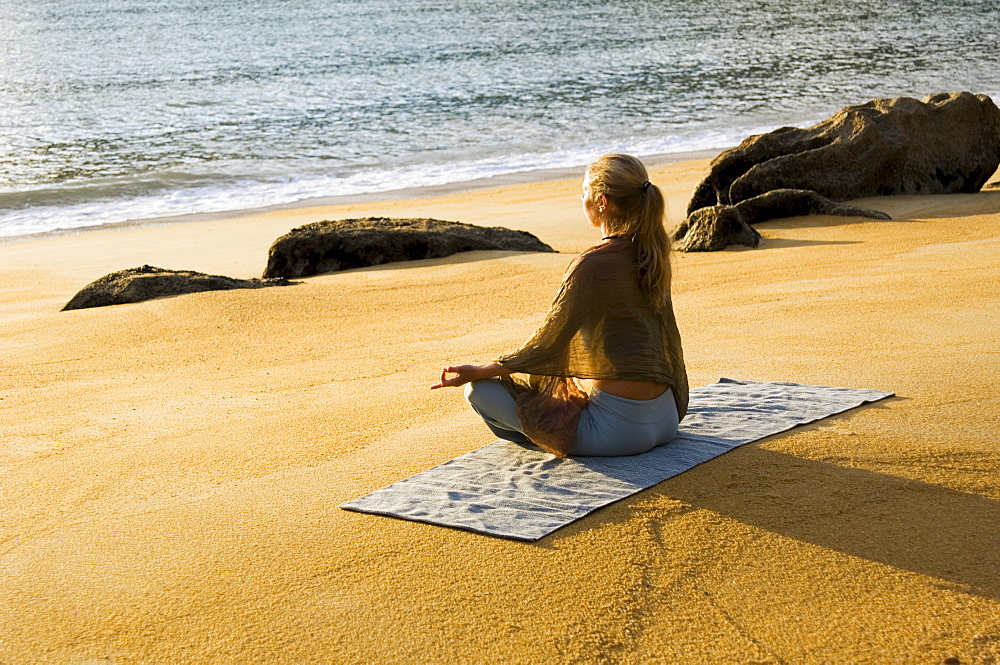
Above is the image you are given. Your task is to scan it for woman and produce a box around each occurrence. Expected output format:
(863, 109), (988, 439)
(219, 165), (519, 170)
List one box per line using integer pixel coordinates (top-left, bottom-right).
(431, 154), (688, 457)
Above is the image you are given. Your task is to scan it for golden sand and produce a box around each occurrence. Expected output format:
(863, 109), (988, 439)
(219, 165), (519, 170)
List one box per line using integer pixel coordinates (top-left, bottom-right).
(2, 161), (999, 663)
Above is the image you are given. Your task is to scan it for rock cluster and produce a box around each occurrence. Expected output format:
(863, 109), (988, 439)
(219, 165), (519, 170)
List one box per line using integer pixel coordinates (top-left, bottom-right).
(263, 217), (554, 279)
(675, 92), (1000, 251)
(63, 218), (553, 309)
(62, 265), (295, 311)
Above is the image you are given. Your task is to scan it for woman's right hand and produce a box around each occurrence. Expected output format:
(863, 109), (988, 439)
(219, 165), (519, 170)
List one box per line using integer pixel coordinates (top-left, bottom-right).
(430, 362), (508, 389)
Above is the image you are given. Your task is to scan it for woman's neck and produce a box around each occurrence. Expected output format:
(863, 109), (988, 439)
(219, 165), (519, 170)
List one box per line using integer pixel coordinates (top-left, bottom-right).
(601, 220), (630, 240)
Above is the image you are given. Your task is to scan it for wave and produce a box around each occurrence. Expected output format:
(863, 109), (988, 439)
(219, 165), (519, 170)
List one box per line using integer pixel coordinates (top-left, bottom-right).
(0, 127), (763, 238)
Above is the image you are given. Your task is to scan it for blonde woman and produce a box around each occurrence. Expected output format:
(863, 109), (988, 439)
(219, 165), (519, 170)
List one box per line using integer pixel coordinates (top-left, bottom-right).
(431, 154), (688, 457)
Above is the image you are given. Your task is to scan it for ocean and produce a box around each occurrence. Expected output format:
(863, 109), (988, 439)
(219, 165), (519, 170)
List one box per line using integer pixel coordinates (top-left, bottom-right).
(1, 0), (998, 238)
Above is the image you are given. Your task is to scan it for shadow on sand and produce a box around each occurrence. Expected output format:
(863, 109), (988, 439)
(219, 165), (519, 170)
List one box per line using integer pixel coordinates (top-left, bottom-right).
(556, 440), (1000, 600)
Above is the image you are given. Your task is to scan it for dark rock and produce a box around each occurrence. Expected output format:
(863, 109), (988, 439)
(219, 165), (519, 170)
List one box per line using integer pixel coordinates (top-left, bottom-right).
(62, 265), (296, 311)
(674, 189), (891, 252)
(673, 205), (762, 253)
(677, 92), (1000, 251)
(263, 217), (555, 279)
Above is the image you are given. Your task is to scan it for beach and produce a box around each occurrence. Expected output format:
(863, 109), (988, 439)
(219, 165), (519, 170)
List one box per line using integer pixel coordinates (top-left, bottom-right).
(2, 158), (1000, 662)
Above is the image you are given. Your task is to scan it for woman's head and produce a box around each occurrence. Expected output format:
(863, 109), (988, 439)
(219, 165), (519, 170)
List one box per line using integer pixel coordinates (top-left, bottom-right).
(585, 154), (652, 231)
(584, 154), (672, 307)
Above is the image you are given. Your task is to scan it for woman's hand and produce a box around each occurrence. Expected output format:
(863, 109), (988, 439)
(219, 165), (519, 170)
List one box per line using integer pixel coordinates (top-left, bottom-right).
(430, 362), (509, 389)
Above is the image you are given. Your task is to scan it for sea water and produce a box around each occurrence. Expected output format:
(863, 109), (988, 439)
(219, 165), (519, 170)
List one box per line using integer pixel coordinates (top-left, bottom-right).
(1, 0), (998, 238)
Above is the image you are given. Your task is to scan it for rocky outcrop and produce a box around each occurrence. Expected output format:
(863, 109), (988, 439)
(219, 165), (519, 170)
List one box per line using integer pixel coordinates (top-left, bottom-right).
(263, 217), (555, 279)
(675, 92), (1000, 251)
(674, 189), (891, 252)
(63, 265), (295, 311)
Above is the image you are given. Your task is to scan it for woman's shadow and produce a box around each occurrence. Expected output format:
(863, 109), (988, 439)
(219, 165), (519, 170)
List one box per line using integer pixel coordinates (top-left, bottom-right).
(553, 418), (1000, 600)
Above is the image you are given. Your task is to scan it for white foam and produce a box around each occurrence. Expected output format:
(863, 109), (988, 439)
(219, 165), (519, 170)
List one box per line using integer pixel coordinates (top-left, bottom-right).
(0, 127), (766, 239)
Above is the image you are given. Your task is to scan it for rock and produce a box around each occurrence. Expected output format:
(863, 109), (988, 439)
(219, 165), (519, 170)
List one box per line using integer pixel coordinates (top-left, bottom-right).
(673, 189), (891, 252)
(62, 265), (296, 311)
(263, 217), (555, 279)
(673, 205), (762, 253)
(676, 92), (1000, 251)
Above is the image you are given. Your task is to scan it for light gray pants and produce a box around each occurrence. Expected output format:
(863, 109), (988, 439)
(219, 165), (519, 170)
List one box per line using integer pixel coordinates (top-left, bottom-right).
(463, 379), (679, 456)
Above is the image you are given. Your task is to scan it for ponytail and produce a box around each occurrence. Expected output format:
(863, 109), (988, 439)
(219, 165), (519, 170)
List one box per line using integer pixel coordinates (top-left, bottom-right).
(587, 154), (672, 308)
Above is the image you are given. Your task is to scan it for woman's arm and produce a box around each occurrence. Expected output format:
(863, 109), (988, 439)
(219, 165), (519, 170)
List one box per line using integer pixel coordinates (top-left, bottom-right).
(430, 362), (512, 389)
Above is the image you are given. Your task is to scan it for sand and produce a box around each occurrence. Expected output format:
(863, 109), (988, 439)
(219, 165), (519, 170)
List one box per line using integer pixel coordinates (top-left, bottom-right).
(2, 160), (999, 663)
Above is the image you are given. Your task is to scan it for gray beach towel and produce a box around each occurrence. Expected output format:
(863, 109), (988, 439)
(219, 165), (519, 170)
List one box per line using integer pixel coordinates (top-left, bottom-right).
(341, 379), (893, 541)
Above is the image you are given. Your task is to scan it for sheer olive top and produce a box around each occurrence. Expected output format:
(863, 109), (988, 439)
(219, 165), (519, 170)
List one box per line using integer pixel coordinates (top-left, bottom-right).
(496, 238), (688, 456)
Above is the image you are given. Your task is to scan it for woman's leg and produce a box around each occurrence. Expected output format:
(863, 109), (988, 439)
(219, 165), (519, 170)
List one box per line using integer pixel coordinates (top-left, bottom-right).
(463, 379), (531, 445)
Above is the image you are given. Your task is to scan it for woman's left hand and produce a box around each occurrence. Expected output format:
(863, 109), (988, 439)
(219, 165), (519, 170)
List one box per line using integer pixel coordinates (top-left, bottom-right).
(430, 363), (507, 389)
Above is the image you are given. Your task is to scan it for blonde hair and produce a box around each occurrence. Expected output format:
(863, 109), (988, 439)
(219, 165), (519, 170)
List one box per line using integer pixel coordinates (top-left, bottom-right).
(587, 153), (672, 308)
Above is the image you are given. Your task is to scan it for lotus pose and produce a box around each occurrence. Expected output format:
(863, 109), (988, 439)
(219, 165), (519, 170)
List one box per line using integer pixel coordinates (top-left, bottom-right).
(431, 154), (688, 457)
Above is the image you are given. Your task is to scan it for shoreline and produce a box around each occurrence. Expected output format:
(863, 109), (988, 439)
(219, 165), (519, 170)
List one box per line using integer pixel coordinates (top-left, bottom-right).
(0, 148), (723, 245)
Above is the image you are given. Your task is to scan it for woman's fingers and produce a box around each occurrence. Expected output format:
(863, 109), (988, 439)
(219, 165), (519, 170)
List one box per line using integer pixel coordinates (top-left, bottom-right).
(431, 366), (459, 389)
(431, 364), (489, 389)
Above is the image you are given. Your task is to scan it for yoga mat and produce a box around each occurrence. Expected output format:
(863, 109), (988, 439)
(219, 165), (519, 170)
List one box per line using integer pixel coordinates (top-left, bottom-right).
(341, 379), (893, 541)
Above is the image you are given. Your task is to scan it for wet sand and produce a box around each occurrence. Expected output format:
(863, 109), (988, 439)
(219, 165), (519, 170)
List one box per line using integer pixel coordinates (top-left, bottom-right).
(2, 160), (999, 663)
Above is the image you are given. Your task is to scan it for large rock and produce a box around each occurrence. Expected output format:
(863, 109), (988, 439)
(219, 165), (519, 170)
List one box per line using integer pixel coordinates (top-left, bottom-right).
(263, 217), (555, 279)
(63, 265), (295, 311)
(675, 92), (1000, 251)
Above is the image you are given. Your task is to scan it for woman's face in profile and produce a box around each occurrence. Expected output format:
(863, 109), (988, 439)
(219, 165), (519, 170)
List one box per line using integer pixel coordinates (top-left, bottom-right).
(581, 172), (603, 228)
